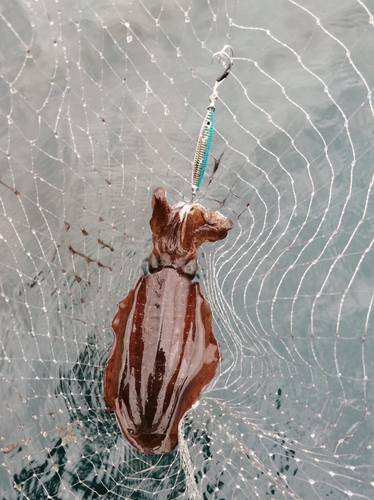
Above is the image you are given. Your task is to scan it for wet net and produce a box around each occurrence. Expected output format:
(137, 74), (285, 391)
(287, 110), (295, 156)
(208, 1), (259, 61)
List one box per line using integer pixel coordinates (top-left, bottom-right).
(1, 0), (374, 499)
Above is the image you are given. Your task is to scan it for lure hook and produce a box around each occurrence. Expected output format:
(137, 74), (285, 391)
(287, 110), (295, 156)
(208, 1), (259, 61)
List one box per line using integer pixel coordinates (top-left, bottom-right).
(212, 45), (234, 84)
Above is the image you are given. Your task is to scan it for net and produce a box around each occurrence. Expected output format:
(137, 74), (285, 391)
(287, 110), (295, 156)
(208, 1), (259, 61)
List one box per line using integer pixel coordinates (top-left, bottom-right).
(1, 0), (373, 498)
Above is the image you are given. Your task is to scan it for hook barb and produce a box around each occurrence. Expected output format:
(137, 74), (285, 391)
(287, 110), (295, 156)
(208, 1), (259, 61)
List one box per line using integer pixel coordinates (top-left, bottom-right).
(212, 45), (234, 83)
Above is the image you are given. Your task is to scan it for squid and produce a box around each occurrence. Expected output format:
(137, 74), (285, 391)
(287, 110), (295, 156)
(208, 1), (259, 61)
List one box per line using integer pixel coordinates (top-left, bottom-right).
(104, 188), (233, 454)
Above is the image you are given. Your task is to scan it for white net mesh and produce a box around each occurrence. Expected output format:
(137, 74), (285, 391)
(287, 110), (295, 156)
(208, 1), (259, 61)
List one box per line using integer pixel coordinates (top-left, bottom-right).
(1, 0), (374, 498)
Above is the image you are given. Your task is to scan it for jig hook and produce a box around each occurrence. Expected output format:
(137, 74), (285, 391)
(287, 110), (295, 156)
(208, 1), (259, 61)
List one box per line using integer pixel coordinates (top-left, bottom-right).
(191, 45), (234, 200)
(212, 45), (234, 85)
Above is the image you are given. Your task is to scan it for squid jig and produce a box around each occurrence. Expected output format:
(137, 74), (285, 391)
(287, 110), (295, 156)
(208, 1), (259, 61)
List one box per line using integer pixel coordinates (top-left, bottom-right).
(191, 45), (234, 200)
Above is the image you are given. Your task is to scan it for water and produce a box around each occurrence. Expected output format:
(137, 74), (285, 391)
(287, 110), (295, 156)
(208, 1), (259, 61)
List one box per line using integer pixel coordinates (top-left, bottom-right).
(0, 0), (373, 498)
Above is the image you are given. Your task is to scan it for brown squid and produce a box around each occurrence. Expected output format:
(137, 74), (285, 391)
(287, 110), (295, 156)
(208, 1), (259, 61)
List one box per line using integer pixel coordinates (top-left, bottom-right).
(104, 187), (233, 454)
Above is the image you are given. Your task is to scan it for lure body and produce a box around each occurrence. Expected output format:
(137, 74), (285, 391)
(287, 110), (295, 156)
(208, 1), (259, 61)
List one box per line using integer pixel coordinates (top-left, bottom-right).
(191, 105), (215, 196)
(104, 188), (233, 454)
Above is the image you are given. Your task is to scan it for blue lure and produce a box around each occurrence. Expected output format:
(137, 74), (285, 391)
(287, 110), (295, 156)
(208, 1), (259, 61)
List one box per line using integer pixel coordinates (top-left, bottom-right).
(191, 105), (215, 195)
(191, 45), (234, 199)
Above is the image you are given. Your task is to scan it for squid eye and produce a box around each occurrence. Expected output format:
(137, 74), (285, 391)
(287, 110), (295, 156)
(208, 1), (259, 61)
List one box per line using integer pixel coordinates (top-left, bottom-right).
(149, 252), (161, 273)
(181, 258), (197, 278)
